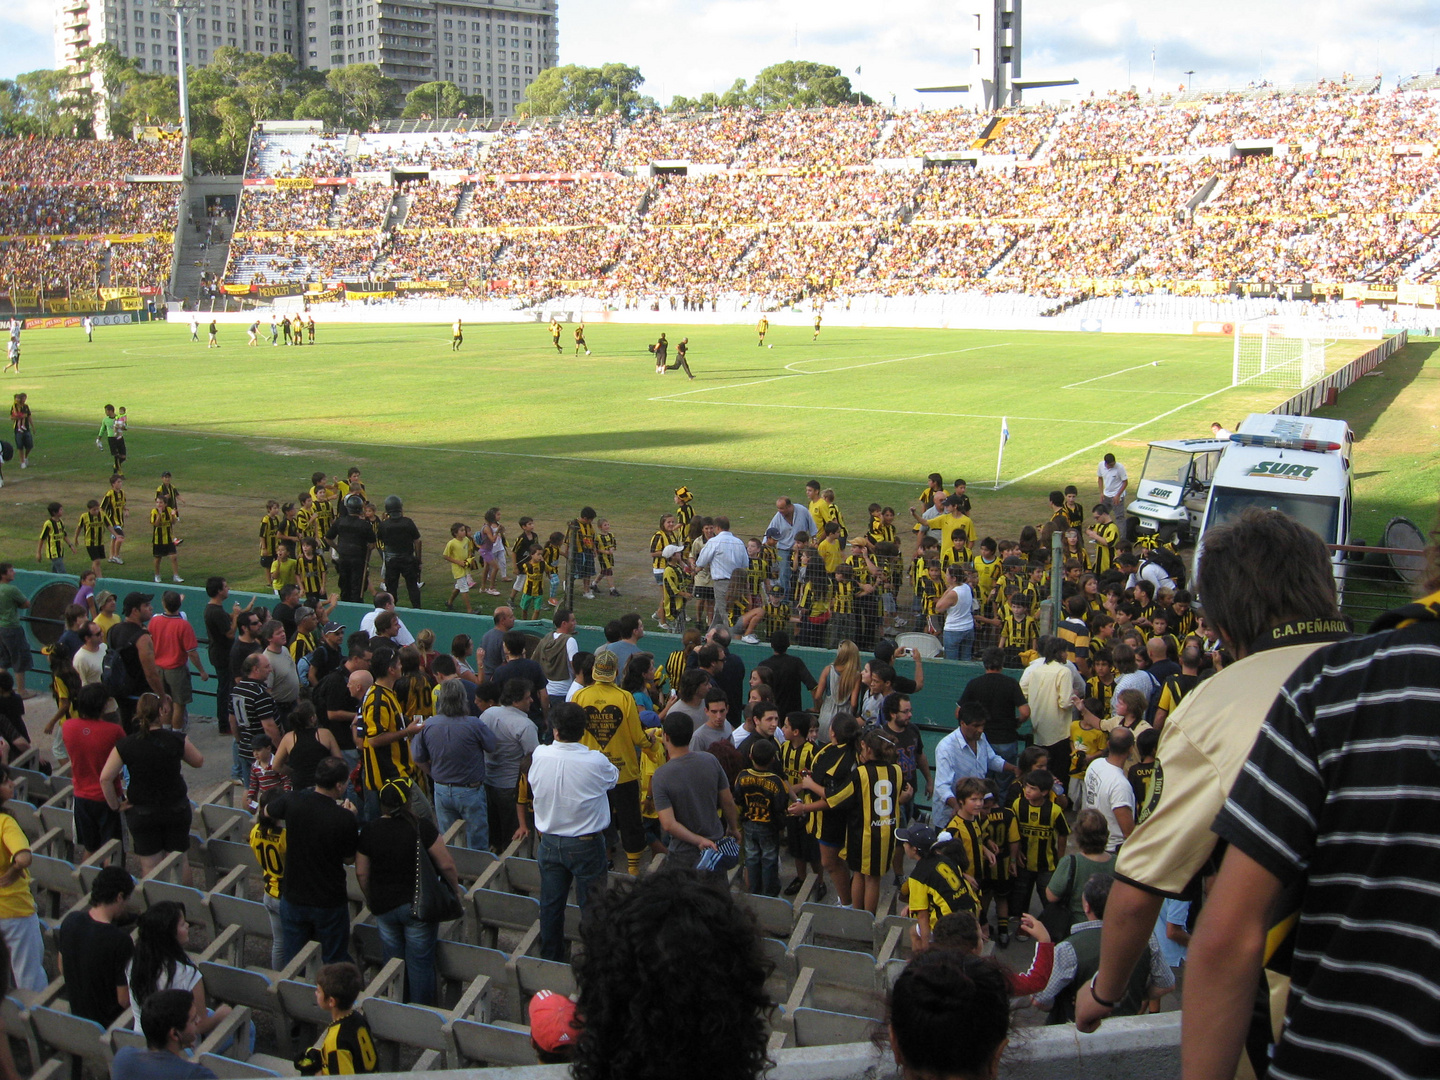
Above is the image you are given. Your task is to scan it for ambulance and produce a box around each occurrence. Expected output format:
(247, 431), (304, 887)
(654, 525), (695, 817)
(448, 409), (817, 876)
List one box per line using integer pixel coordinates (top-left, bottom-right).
(1195, 413), (1354, 585)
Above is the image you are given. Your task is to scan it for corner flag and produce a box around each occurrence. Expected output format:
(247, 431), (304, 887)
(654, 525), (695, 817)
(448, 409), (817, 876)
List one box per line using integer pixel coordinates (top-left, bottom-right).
(994, 417), (1009, 488)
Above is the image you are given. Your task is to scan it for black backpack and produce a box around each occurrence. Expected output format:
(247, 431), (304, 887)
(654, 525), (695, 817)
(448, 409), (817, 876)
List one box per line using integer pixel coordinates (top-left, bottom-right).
(1145, 549), (1187, 590)
(101, 646), (134, 697)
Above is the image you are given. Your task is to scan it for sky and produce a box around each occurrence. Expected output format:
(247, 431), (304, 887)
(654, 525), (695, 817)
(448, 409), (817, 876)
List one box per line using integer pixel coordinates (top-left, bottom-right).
(5, 0), (1439, 108)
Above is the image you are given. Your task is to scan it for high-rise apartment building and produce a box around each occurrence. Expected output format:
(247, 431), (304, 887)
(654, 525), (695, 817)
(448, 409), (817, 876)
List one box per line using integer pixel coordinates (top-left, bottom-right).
(57, 0), (558, 114)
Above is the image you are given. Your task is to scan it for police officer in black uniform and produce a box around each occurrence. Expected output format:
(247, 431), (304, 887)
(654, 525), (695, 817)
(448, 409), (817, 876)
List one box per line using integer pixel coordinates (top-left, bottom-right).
(376, 495), (423, 610)
(326, 493), (375, 603)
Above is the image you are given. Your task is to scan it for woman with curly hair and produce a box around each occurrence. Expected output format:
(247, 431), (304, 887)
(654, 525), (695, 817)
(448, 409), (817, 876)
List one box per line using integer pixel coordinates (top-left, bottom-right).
(887, 949), (1014, 1080)
(572, 871), (773, 1080)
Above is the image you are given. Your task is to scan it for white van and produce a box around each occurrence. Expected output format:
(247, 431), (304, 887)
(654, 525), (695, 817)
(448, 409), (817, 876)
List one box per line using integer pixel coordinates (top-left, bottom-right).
(1126, 438), (1230, 544)
(1196, 413), (1353, 584)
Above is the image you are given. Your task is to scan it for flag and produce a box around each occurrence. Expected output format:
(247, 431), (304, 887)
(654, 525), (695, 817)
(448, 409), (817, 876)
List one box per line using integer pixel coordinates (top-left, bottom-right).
(995, 417), (1010, 488)
(1001, 416), (1010, 446)
(855, 66), (862, 75)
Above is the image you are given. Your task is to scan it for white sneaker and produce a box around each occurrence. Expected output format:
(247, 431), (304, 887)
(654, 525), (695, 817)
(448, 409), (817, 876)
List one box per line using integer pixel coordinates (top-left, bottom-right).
(154, 574), (162, 582)
(108, 556), (121, 564)
(0, 478), (4, 489)
(172, 575), (184, 583)
(19, 461), (25, 469)
(742, 634), (760, 645)
(583, 591), (595, 599)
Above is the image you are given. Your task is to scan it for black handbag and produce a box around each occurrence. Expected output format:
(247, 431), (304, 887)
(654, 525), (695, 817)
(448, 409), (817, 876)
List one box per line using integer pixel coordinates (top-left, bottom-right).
(411, 829), (463, 924)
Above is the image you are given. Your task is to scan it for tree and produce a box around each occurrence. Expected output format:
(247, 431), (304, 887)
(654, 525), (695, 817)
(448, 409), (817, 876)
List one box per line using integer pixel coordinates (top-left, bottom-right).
(293, 88), (347, 128)
(666, 79), (750, 114)
(518, 63), (654, 120)
(747, 61), (872, 109)
(0, 68), (94, 137)
(401, 81), (490, 119)
(326, 64), (404, 129)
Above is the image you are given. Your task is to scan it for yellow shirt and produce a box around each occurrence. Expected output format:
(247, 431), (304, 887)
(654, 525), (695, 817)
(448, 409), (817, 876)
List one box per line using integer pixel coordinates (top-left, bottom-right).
(1069, 720), (1109, 779)
(816, 537), (842, 574)
(271, 557), (300, 591)
(928, 513), (973, 553)
(0, 814), (34, 919)
(96, 611), (121, 635)
(443, 537), (472, 580)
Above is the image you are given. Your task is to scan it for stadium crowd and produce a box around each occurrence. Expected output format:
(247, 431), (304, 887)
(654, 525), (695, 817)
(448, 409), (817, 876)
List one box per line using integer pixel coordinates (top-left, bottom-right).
(4, 426), (1435, 1080)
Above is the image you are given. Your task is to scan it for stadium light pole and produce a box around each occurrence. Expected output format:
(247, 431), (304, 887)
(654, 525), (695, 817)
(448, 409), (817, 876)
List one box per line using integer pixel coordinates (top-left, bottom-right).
(162, 0), (205, 140)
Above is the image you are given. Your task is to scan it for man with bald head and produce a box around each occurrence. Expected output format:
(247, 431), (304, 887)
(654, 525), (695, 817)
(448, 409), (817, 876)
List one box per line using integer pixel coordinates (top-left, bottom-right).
(481, 607), (514, 680)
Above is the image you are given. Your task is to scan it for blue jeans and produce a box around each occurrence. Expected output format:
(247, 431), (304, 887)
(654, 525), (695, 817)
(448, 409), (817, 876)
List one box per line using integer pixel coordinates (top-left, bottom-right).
(778, 556), (793, 599)
(743, 821), (780, 897)
(991, 741), (1020, 764)
(434, 783), (489, 851)
(279, 898), (352, 967)
(375, 903), (438, 1006)
(536, 833), (608, 962)
(943, 628), (975, 661)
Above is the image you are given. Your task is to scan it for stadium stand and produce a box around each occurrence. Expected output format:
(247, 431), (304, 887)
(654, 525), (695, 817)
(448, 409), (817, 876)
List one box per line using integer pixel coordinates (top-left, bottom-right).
(219, 86), (1440, 308)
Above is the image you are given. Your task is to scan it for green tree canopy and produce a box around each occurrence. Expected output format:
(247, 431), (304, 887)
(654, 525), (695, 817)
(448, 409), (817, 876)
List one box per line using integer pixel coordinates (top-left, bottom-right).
(401, 81), (490, 119)
(325, 64), (404, 129)
(518, 63), (655, 120)
(663, 62), (872, 112)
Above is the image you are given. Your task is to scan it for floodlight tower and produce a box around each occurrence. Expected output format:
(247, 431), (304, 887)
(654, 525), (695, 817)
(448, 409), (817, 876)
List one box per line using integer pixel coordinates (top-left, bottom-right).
(917, 0), (1076, 110)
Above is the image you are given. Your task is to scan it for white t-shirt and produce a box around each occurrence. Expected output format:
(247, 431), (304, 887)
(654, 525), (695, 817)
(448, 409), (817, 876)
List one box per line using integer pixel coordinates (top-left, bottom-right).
(1097, 460), (1129, 498)
(73, 643), (107, 686)
(1083, 757), (1136, 852)
(126, 959), (202, 1030)
(943, 584), (974, 632)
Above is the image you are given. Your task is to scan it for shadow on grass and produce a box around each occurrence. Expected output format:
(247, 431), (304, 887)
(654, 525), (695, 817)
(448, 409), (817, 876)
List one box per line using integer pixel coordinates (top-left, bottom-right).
(1320, 341), (1438, 442)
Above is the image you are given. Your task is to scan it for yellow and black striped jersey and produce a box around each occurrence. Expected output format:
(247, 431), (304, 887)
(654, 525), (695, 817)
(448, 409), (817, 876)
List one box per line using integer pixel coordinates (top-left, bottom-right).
(763, 599), (791, 640)
(259, 513), (283, 557)
(575, 519), (597, 553)
(298, 554), (326, 596)
(309, 487), (335, 535)
(100, 488), (126, 527)
(75, 510), (105, 548)
(755, 545), (778, 582)
(316, 1012), (377, 1075)
(512, 532), (538, 564)
(1091, 521), (1119, 573)
(906, 854), (980, 926)
(1000, 610), (1038, 651)
(942, 813), (988, 877)
(1171, 607), (1197, 639)
(597, 531), (616, 570)
(38, 519), (68, 559)
(827, 762), (906, 877)
(662, 565), (687, 619)
(911, 556), (929, 592)
(1012, 796), (1070, 873)
(295, 506), (319, 540)
(247, 822), (286, 900)
(778, 738), (815, 793)
(1061, 545), (1090, 572)
(150, 507), (176, 546)
(289, 628), (318, 663)
(1063, 504), (1085, 530)
(662, 648), (688, 693)
(939, 543), (972, 570)
(541, 543), (563, 574)
(981, 805), (1020, 882)
(650, 528), (682, 570)
(868, 519), (897, 545)
(155, 481), (179, 510)
(521, 559), (547, 596)
(360, 683), (413, 790)
(831, 579), (855, 616)
(916, 576), (943, 617)
(844, 553), (875, 585)
(674, 502), (694, 531)
(1086, 675), (1116, 716)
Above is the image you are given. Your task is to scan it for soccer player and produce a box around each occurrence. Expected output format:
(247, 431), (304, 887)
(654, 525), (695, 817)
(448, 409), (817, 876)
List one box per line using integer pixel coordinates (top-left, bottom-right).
(652, 332), (668, 374)
(574, 323), (590, 356)
(812, 312), (822, 340)
(150, 494), (183, 583)
(189, 312), (199, 341)
(207, 319), (218, 348)
(97, 404), (126, 474)
(549, 318), (563, 353)
(666, 337), (694, 379)
(756, 316), (769, 347)
(37, 502), (72, 574)
(306, 315), (315, 344)
(76, 499), (107, 577)
(281, 316), (292, 345)
(451, 317), (463, 351)
(2, 336), (17, 374)
(100, 473), (127, 563)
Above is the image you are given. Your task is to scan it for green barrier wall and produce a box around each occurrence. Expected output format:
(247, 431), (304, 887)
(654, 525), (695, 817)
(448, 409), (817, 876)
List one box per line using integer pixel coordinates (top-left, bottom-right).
(11, 570), (990, 808)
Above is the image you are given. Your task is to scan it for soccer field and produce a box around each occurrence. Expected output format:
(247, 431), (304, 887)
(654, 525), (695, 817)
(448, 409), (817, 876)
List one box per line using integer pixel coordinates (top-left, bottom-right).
(0, 319), (1401, 610)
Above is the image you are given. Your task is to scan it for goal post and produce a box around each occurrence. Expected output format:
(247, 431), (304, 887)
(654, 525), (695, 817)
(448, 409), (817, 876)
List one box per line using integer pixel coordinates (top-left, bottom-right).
(1232, 322), (1328, 388)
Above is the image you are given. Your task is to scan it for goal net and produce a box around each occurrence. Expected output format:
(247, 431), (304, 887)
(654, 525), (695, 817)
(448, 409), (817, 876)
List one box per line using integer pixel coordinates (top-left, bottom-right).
(1232, 322), (1328, 388)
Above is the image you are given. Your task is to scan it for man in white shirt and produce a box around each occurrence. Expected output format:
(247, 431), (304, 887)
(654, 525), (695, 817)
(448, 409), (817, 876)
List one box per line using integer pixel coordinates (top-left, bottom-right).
(528, 702), (617, 962)
(358, 592), (415, 646)
(73, 621), (108, 686)
(696, 515), (750, 630)
(1083, 728), (1137, 852)
(1097, 453), (1129, 515)
(766, 497), (817, 599)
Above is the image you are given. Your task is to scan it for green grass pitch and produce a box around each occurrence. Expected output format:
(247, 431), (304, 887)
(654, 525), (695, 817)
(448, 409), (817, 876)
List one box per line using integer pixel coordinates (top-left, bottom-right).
(1, 318), (1427, 619)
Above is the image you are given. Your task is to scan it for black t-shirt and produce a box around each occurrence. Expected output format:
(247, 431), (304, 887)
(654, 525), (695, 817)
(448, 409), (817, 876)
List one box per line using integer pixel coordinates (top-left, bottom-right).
(58, 910), (133, 1026)
(274, 603), (298, 644)
(116, 730), (188, 807)
(357, 814), (439, 915)
(958, 671), (1028, 744)
(327, 516), (375, 560)
(887, 722), (923, 789)
(315, 668), (359, 751)
(307, 642), (344, 686)
(762, 653), (817, 717)
(229, 637), (262, 681)
(203, 603), (233, 669)
(375, 516), (421, 559)
(0, 694), (28, 744)
(269, 789), (358, 908)
(106, 621), (149, 695)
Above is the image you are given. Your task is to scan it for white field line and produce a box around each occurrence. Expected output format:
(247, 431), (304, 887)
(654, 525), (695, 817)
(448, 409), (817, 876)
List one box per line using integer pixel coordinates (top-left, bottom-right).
(997, 381), (1237, 488)
(1062, 358), (1183, 389)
